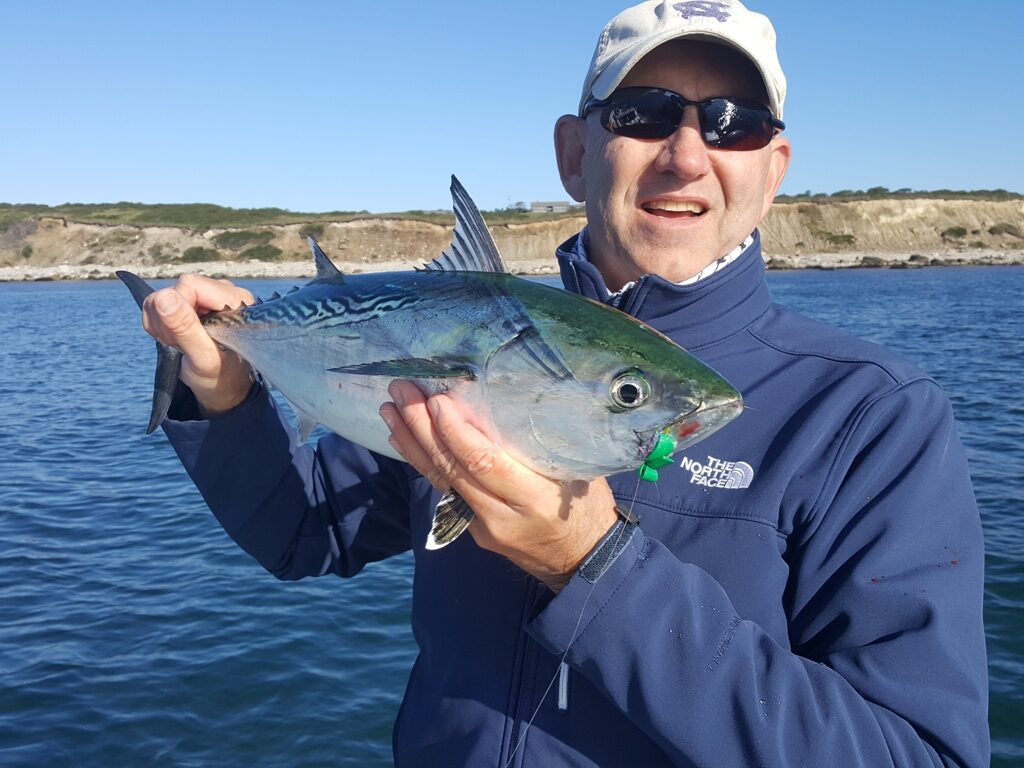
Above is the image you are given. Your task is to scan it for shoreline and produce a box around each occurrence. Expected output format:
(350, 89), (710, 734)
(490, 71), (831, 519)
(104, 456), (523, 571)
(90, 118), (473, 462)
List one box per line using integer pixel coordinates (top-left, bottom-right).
(1, 249), (1022, 283)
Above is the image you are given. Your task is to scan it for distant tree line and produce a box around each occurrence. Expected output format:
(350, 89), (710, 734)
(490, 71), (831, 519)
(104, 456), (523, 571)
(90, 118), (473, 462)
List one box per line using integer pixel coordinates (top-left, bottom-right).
(775, 187), (1023, 203)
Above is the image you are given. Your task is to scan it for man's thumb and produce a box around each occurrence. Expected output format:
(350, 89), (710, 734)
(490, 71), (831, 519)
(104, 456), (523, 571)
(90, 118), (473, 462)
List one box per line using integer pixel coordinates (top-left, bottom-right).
(155, 289), (182, 317)
(152, 288), (213, 359)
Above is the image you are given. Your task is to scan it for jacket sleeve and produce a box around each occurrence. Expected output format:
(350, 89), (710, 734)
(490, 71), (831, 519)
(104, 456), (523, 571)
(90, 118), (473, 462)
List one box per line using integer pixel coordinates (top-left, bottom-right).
(528, 379), (989, 767)
(160, 381), (413, 580)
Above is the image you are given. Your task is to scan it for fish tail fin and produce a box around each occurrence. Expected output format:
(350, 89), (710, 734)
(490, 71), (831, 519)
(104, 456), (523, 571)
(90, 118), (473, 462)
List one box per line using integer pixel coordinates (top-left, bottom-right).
(116, 270), (183, 434)
(425, 490), (475, 550)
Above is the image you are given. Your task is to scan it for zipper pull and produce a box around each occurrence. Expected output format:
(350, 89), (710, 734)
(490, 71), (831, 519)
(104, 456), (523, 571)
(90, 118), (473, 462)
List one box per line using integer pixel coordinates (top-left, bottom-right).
(557, 661), (570, 711)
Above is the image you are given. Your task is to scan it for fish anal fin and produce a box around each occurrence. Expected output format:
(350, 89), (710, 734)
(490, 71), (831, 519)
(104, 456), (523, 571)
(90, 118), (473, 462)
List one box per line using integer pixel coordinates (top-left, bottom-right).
(426, 490), (475, 550)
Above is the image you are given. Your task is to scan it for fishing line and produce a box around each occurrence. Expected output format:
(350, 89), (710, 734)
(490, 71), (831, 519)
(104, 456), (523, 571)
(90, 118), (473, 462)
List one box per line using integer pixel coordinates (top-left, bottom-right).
(502, 475), (645, 768)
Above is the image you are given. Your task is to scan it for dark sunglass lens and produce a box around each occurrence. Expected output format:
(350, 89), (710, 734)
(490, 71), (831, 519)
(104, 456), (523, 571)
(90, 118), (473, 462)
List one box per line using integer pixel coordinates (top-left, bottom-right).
(701, 99), (775, 150)
(602, 90), (681, 139)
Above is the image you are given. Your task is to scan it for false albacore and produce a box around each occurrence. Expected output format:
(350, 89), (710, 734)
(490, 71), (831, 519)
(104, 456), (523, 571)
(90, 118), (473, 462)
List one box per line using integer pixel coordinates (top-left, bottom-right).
(119, 177), (743, 549)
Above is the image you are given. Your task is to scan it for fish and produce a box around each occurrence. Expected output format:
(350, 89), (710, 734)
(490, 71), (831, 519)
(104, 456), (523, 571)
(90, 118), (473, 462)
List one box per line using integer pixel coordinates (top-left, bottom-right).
(119, 177), (743, 549)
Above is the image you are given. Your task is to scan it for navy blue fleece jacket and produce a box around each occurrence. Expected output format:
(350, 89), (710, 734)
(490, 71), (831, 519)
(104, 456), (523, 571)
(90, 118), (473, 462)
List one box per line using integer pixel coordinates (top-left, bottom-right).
(161, 232), (989, 767)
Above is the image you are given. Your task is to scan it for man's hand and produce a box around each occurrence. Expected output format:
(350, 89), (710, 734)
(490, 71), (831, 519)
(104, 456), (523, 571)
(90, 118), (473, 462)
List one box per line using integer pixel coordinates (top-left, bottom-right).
(141, 274), (255, 418)
(379, 380), (619, 591)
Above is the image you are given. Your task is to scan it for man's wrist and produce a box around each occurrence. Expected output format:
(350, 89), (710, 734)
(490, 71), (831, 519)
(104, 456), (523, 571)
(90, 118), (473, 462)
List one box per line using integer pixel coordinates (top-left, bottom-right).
(544, 505), (639, 592)
(577, 506), (639, 584)
(195, 376), (259, 420)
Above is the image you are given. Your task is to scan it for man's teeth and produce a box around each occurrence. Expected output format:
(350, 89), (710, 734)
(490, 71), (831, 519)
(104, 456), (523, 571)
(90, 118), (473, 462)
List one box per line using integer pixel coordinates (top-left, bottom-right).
(645, 201), (705, 214)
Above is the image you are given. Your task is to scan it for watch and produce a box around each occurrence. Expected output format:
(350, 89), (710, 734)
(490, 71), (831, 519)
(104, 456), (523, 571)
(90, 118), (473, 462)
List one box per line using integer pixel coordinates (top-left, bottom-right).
(577, 505), (640, 584)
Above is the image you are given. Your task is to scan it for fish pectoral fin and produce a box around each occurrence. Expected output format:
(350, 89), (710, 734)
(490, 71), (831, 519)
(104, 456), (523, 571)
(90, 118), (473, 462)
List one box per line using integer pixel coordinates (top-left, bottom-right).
(327, 358), (477, 380)
(426, 490), (475, 550)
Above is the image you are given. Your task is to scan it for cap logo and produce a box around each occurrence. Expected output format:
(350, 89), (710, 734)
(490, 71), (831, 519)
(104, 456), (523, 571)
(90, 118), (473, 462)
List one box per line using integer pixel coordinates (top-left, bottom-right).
(671, 1), (731, 22)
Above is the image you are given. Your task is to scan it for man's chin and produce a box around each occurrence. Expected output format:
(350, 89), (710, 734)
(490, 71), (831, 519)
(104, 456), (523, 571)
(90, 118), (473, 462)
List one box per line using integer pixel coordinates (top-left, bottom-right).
(631, 249), (720, 283)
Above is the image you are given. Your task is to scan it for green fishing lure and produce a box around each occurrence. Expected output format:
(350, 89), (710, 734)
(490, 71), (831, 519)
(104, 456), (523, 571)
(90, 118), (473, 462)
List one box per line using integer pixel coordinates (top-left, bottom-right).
(639, 432), (676, 482)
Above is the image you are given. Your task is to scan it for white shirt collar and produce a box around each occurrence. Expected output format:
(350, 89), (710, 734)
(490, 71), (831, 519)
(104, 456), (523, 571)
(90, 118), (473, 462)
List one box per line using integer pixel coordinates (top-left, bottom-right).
(575, 233), (755, 301)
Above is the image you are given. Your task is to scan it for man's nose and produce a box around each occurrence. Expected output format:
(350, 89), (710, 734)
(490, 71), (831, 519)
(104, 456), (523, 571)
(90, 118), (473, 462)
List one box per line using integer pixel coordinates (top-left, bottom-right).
(654, 107), (711, 179)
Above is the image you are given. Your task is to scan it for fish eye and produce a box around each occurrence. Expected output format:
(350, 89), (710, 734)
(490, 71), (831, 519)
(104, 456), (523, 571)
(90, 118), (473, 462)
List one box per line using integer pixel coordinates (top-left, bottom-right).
(610, 371), (650, 409)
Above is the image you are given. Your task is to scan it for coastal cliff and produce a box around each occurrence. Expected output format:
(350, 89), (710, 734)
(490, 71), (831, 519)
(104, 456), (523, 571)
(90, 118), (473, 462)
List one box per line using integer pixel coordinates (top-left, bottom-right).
(1, 198), (1021, 281)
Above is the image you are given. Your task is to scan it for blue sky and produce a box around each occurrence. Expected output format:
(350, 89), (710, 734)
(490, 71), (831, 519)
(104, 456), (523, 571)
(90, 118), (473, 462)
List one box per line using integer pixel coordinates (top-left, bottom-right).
(3, 1), (1022, 213)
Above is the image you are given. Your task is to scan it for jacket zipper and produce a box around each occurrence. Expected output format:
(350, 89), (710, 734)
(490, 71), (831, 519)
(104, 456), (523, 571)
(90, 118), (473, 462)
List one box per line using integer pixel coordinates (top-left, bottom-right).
(618, 275), (647, 314)
(503, 581), (538, 767)
(568, 261), (584, 297)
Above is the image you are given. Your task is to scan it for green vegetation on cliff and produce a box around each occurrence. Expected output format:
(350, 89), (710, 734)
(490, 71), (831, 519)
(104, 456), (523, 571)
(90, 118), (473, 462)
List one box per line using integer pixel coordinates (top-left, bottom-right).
(0, 201), (575, 231)
(774, 187), (1022, 204)
(1, 188), (1020, 232)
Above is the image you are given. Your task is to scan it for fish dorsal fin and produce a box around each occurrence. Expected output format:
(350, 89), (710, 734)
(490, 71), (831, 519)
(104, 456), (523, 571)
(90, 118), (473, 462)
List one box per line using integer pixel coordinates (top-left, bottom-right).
(419, 176), (508, 274)
(308, 237), (344, 281)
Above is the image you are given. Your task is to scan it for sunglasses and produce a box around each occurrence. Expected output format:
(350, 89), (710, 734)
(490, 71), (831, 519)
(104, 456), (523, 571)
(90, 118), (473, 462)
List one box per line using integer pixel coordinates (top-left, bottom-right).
(582, 86), (785, 150)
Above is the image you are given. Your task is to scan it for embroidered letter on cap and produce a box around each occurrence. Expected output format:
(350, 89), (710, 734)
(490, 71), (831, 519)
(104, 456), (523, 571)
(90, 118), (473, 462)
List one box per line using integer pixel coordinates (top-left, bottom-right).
(672, 1), (732, 21)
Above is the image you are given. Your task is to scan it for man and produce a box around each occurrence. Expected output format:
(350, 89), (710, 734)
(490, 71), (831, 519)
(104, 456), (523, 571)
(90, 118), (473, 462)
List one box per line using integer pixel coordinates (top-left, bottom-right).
(142, 1), (989, 765)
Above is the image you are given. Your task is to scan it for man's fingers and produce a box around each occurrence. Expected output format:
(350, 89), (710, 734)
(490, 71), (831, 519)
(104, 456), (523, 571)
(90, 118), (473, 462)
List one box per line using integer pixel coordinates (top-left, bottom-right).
(142, 275), (253, 359)
(382, 380), (454, 489)
(426, 393), (531, 500)
(143, 287), (215, 357)
(380, 402), (448, 490)
(178, 273), (255, 314)
(139, 274), (256, 414)
(381, 381), (541, 509)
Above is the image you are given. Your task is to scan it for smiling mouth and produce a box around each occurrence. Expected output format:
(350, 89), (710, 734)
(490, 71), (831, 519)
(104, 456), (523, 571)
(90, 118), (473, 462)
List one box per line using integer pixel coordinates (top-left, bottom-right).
(641, 200), (707, 219)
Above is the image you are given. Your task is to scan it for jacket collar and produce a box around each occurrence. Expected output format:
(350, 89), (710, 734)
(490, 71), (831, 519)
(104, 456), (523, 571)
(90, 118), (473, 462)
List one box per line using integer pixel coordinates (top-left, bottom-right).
(556, 229), (772, 350)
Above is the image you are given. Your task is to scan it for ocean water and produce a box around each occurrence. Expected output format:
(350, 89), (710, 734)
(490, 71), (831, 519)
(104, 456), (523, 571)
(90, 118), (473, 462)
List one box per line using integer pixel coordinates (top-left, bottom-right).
(0, 266), (1020, 766)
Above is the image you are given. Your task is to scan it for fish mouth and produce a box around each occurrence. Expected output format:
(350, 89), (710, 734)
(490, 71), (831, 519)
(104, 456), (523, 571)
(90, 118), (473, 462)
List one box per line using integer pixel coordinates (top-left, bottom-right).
(666, 394), (744, 451)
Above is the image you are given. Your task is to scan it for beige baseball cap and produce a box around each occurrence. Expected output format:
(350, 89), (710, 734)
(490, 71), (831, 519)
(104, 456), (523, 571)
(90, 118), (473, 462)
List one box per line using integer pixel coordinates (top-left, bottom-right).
(579, 0), (786, 120)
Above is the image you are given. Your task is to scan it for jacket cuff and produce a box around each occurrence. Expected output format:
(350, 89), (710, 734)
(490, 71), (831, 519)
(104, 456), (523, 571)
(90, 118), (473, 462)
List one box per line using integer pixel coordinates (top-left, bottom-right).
(160, 379), (270, 445)
(528, 525), (648, 653)
(578, 519), (639, 583)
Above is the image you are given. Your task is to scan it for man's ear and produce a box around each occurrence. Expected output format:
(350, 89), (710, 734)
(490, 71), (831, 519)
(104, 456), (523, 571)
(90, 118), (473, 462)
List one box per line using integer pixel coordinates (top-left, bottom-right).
(554, 115), (587, 202)
(759, 136), (791, 220)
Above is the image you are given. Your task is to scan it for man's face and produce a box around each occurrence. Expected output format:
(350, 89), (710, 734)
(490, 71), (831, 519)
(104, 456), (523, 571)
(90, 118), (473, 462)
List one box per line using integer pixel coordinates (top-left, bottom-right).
(556, 41), (791, 290)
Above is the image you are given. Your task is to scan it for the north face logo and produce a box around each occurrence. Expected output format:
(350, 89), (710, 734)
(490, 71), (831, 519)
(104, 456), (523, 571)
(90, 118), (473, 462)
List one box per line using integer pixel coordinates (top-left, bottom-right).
(679, 455), (754, 488)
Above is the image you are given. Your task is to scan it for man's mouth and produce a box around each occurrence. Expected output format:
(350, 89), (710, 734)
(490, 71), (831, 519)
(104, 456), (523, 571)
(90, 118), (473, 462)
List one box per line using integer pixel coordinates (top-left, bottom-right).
(641, 200), (707, 218)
